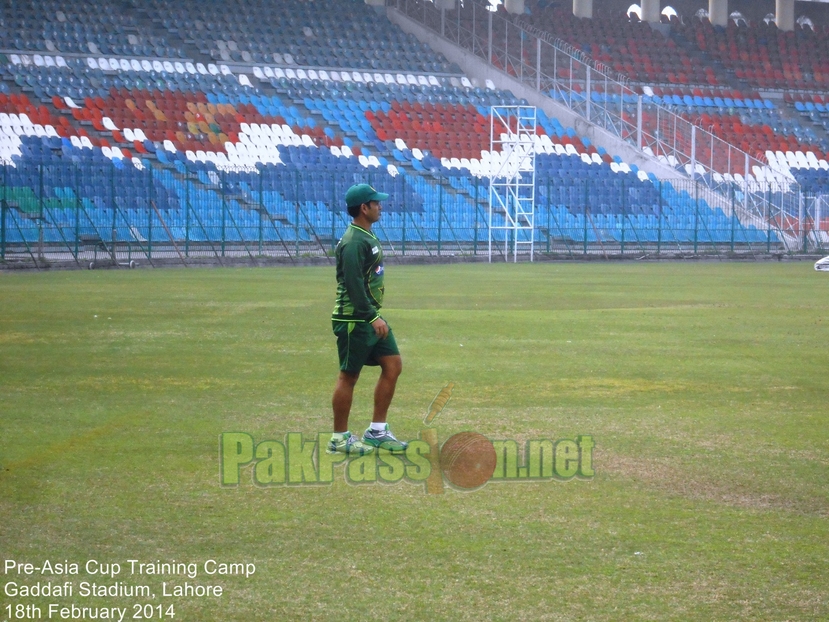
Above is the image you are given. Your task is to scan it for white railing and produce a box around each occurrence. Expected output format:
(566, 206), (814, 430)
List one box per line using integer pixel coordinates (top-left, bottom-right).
(390, 0), (814, 249)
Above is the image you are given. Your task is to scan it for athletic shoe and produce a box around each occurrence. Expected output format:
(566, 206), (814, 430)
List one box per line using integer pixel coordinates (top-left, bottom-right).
(326, 432), (374, 455)
(362, 424), (408, 453)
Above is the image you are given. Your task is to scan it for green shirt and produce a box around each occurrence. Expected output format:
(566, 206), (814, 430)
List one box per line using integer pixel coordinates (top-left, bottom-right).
(332, 224), (385, 323)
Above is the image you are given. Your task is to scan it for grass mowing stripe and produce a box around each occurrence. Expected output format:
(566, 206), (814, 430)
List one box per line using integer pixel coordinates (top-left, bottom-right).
(0, 263), (827, 620)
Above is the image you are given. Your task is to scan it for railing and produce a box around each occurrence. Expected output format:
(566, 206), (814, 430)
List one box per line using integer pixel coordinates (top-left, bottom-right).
(393, 0), (768, 181)
(388, 0), (814, 247)
(2, 163), (816, 269)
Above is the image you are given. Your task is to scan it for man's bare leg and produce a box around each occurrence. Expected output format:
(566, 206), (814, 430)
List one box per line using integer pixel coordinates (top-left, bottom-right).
(332, 371), (360, 433)
(372, 355), (402, 424)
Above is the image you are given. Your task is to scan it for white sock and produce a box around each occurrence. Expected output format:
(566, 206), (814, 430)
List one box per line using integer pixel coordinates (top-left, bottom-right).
(370, 422), (386, 432)
(332, 432), (347, 440)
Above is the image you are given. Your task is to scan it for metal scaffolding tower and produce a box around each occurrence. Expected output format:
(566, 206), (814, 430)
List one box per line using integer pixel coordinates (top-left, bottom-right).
(488, 105), (537, 262)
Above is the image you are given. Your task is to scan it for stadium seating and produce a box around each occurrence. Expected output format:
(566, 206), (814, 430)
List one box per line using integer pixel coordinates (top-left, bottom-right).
(516, 2), (829, 202)
(0, 0), (792, 254)
(515, 6), (720, 86)
(0, 0), (183, 58)
(677, 17), (829, 91)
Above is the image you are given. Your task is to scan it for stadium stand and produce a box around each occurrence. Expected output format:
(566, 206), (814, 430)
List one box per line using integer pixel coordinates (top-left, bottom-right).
(522, 6), (721, 86)
(3, 0), (824, 263)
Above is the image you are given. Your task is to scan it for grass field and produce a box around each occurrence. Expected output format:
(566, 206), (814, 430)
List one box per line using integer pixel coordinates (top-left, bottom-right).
(1, 262), (828, 621)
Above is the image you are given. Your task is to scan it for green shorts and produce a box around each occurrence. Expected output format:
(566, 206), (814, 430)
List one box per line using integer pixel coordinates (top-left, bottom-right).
(333, 320), (400, 374)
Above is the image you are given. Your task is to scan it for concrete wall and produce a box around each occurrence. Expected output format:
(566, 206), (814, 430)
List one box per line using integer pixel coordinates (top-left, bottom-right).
(573, 0), (594, 19)
(776, 0), (795, 31)
(709, 0), (729, 27)
(557, 0), (829, 27)
(640, 0), (662, 22)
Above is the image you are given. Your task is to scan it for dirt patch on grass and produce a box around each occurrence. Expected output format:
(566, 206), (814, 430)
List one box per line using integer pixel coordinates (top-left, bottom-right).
(599, 449), (829, 517)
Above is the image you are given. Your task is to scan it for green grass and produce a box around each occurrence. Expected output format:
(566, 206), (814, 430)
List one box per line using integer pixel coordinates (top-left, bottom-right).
(1, 262), (828, 621)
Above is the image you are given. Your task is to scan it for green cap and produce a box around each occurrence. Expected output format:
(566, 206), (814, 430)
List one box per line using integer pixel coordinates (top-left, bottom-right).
(345, 183), (389, 208)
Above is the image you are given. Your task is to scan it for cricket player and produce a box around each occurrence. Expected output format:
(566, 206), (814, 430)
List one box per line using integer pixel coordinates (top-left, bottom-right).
(328, 183), (408, 455)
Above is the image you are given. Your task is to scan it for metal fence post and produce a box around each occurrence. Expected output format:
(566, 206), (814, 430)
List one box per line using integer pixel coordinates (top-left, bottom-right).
(471, 180), (477, 255)
(401, 197), (407, 257)
(330, 176), (336, 254)
(1, 196), (5, 260)
(221, 170), (228, 257)
(766, 184), (772, 253)
(620, 178), (626, 254)
(185, 173), (190, 257)
(1, 165), (5, 260)
(582, 180), (588, 254)
(553, 47), (558, 102)
(147, 167), (153, 259)
(799, 187), (806, 252)
(730, 188), (736, 253)
(110, 164), (117, 261)
(74, 165), (80, 259)
(38, 164), (44, 260)
(637, 95), (643, 151)
(691, 125), (696, 177)
(437, 178), (443, 256)
(257, 171), (264, 257)
(657, 180), (662, 255)
(294, 171), (299, 257)
(731, 182), (737, 255)
(693, 180), (699, 254)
